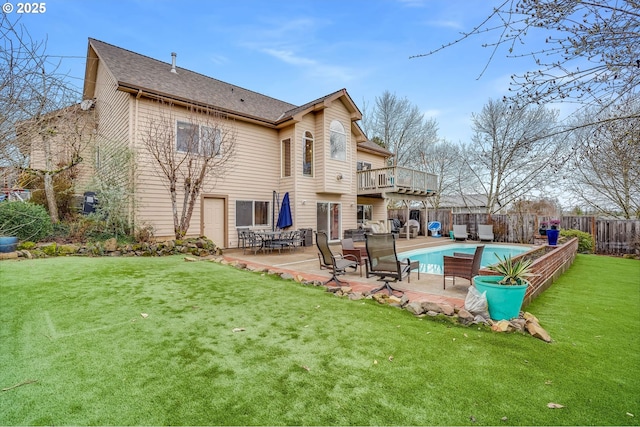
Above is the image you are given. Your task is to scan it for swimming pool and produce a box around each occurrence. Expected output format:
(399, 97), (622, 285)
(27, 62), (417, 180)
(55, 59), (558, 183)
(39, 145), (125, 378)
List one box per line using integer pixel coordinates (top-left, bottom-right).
(398, 244), (532, 275)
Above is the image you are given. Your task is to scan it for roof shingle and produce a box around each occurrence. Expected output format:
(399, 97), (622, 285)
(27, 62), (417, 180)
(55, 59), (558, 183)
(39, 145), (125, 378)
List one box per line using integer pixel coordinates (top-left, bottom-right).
(89, 38), (297, 123)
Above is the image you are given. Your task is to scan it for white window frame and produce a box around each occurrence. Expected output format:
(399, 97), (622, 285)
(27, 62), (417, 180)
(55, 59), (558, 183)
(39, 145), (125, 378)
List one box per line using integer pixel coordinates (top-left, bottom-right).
(329, 120), (346, 161)
(281, 138), (291, 177)
(176, 121), (221, 156)
(317, 202), (341, 241)
(236, 200), (270, 227)
(302, 131), (314, 177)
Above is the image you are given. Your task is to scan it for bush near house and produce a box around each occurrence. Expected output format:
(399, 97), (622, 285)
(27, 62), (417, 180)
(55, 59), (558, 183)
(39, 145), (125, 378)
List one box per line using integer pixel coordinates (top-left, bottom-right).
(0, 201), (53, 241)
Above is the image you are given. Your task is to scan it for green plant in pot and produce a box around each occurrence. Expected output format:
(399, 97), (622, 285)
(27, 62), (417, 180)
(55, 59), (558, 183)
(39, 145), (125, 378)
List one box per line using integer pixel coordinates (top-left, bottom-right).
(473, 254), (535, 321)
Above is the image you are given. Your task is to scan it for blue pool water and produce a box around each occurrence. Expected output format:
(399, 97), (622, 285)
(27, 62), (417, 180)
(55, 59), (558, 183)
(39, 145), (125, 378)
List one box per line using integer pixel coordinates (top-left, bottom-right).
(398, 244), (532, 275)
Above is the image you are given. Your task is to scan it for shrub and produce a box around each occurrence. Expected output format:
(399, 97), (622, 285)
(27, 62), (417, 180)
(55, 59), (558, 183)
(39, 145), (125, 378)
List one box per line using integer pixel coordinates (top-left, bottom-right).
(0, 201), (53, 241)
(561, 228), (594, 253)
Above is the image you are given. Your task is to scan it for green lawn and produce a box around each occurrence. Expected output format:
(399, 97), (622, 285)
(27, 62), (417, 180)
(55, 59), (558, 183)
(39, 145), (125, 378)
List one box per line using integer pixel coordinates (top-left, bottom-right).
(1, 254), (638, 426)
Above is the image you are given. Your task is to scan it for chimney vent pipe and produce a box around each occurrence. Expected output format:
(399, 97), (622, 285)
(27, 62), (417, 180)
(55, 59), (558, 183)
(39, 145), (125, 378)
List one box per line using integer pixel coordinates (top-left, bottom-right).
(170, 52), (177, 74)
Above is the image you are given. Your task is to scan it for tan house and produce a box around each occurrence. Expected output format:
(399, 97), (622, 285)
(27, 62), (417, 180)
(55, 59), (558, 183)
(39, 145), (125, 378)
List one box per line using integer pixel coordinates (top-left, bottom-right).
(78, 39), (437, 247)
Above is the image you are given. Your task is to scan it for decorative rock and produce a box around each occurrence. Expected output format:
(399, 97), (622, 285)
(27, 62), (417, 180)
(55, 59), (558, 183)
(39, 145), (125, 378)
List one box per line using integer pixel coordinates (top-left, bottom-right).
(280, 272), (294, 281)
(426, 310), (439, 317)
(400, 295), (411, 307)
(492, 320), (511, 332)
(388, 295), (403, 306)
(422, 301), (443, 313)
(439, 303), (455, 316)
(326, 286), (342, 293)
(509, 318), (527, 332)
(405, 301), (425, 315)
(235, 262), (247, 270)
(371, 293), (389, 304)
(523, 312), (539, 323)
(348, 292), (364, 300)
(104, 238), (118, 252)
(457, 308), (474, 323)
(525, 320), (552, 342)
(184, 256), (198, 262)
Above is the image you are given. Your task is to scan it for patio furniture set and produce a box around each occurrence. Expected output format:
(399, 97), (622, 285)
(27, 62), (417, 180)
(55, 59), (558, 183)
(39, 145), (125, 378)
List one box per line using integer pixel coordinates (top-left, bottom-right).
(238, 228), (304, 254)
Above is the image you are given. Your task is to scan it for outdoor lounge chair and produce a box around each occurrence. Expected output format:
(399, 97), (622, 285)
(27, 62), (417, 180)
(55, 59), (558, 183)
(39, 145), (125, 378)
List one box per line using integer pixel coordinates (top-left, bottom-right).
(364, 233), (417, 296)
(478, 224), (494, 242)
(341, 238), (368, 277)
(315, 231), (358, 286)
(443, 245), (484, 289)
(453, 224), (469, 241)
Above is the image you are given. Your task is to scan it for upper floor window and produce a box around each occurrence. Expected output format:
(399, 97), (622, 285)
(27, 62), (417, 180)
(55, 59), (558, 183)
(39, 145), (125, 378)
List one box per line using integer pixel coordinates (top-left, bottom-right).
(176, 121), (221, 156)
(329, 120), (346, 161)
(281, 138), (291, 177)
(303, 131), (314, 176)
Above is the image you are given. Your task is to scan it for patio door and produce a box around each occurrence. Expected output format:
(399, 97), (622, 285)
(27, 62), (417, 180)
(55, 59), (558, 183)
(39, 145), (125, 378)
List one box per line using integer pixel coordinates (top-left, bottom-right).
(317, 202), (341, 241)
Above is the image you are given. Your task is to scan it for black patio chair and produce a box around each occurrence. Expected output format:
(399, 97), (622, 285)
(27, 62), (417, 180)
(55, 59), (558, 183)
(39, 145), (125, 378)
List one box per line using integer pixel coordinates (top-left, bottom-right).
(315, 231), (358, 286)
(364, 233), (414, 296)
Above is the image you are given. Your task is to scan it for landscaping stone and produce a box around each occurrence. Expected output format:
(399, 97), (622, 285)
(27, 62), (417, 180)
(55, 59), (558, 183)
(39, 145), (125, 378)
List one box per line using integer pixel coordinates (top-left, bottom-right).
(440, 303), (455, 316)
(525, 320), (552, 342)
(348, 292), (364, 300)
(279, 272), (294, 281)
(104, 238), (118, 252)
(457, 308), (474, 323)
(421, 301), (443, 313)
(405, 301), (424, 315)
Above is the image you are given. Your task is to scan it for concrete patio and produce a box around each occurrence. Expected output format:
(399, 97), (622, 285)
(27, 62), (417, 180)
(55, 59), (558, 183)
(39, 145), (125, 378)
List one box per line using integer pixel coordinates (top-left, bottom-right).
(223, 235), (479, 308)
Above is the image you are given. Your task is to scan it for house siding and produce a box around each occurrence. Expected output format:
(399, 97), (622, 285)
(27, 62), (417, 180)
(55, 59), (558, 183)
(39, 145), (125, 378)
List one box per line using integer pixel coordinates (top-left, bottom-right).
(133, 98), (284, 243)
(79, 40), (397, 248)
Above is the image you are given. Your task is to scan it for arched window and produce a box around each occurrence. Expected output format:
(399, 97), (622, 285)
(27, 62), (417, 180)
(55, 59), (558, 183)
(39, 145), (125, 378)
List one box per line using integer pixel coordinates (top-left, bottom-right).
(303, 131), (313, 176)
(329, 120), (346, 161)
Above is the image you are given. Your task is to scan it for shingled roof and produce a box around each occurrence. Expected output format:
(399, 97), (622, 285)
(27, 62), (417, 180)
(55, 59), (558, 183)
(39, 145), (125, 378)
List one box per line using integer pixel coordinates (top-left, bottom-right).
(87, 39), (301, 124)
(84, 39), (387, 155)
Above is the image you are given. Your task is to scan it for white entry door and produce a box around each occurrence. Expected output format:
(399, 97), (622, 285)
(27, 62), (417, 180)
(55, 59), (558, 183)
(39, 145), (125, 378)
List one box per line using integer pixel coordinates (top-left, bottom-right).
(203, 197), (225, 248)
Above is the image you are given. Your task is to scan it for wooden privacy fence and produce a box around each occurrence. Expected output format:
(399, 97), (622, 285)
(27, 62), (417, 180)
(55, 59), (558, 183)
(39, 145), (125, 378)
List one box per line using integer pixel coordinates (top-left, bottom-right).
(388, 209), (640, 255)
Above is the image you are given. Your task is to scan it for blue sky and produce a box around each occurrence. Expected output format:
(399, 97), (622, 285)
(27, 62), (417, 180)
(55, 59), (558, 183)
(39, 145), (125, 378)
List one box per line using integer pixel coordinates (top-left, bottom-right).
(8, 0), (552, 143)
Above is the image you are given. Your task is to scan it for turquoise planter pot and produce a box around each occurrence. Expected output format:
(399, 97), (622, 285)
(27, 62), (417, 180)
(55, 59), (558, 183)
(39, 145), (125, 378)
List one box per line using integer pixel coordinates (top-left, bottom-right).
(473, 275), (528, 321)
(0, 236), (18, 253)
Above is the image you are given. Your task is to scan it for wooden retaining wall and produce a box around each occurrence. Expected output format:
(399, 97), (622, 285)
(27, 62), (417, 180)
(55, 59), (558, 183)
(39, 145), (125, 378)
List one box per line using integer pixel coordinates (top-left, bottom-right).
(477, 237), (579, 307)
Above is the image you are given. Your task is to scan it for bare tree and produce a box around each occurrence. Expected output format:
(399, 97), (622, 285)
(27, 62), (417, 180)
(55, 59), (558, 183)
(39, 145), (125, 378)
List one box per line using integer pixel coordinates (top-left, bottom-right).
(419, 139), (465, 209)
(1, 15), (87, 222)
(566, 96), (640, 218)
(361, 91), (439, 167)
(466, 98), (564, 214)
(140, 100), (236, 239)
(412, 1), (640, 125)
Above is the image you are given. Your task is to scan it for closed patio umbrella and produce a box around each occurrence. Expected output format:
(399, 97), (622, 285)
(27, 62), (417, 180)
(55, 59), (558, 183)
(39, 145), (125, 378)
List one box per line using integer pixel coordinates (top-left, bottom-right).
(276, 192), (293, 229)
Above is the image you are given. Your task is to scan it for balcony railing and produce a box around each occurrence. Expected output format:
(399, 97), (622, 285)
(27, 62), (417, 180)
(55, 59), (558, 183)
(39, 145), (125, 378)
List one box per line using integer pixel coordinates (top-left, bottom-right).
(357, 166), (437, 197)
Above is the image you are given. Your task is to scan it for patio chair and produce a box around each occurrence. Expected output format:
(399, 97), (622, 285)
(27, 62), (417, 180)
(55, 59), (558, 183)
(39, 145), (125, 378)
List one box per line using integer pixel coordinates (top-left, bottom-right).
(315, 231), (358, 286)
(237, 226), (250, 249)
(443, 245), (484, 289)
(364, 233), (415, 296)
(341, 237), (368, 277)
(453, 224), (469, 241)
(478, 224), (494, 242)
(243, 230), (264, 254)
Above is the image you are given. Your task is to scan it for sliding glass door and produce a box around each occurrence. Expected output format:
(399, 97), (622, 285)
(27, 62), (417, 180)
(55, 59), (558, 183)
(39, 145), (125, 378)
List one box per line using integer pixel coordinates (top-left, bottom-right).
(316, 202), (341, 241)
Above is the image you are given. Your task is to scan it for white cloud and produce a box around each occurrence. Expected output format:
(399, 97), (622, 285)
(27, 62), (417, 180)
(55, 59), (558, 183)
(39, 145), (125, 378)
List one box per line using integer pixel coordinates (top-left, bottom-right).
(426, 19), (464, 30)
(261, 48), (357, 83)
(423, 109), (441, 118)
